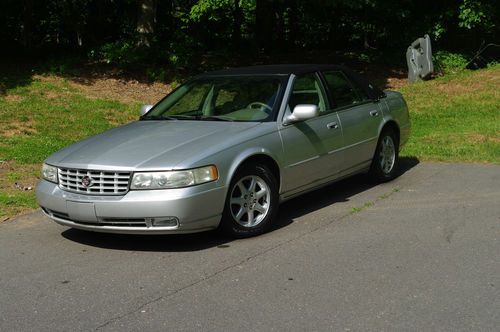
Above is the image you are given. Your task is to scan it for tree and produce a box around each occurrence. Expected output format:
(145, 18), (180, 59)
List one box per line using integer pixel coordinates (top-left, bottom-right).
(137, 0), (157, 47)
(0, 0), (498, 65)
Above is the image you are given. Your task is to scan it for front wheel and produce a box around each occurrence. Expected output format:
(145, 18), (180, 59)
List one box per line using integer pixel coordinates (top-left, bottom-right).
(369, 129), (399, 182)
(220, 164), (279, 238)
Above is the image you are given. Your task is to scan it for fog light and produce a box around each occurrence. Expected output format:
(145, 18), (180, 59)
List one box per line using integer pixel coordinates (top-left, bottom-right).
(151, 217), (179, 227)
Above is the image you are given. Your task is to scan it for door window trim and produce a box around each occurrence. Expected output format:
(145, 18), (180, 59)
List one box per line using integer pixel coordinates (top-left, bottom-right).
(286, 72), (331, 111)
(319, 70), (374, 112)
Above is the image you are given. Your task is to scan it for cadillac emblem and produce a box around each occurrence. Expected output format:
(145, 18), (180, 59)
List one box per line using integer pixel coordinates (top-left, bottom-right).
(81, 176), (93, 188)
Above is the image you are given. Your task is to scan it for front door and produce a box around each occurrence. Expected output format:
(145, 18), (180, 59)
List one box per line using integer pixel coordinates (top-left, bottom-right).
(279, 73), (344, 195)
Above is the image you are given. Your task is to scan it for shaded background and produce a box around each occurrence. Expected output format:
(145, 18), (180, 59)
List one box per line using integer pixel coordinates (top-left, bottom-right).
(1, 0), (498, 76)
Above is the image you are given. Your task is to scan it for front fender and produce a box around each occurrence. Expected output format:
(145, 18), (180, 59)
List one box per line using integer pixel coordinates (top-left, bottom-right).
(186, 129), (284, 196)
(225, 147), (282, 190)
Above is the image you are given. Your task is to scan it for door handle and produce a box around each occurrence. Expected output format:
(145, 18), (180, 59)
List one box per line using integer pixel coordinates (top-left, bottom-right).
(369, 110), (379, 117)
(326, 122), (339, 129)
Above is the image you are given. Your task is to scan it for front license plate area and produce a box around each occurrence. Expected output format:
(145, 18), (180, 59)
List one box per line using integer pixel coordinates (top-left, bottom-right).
(66, 201), (98, 222)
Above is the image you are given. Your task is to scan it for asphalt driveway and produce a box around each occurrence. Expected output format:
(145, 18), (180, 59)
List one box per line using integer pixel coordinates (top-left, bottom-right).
(1, 161), (499, 331)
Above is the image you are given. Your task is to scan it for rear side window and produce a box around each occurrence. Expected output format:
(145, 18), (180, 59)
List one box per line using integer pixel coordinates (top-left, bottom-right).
(289, 73), (327, 113)
(322, 71), (368, 108)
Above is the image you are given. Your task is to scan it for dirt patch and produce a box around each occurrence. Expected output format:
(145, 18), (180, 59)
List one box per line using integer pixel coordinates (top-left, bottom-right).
(0, 161), (40, 221)
(0, 160), (8, 171)
(4, 94), (23, 102)
(434, 70), (500, 96)
(0, 162), (40, 190)
(2, 119), (38, 138)
(104, 108), (137, 126)
(361, 66), (408, 90)
(31, 73), (171, 105)
(422, 133), (500, 144)
(45, 91), (61, 99)
(69, 76), (171, 105)
(466, 133), (500, 143)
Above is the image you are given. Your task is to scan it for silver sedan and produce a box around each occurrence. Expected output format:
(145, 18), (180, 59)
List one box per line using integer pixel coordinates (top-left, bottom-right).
(37, 64), (410, 237)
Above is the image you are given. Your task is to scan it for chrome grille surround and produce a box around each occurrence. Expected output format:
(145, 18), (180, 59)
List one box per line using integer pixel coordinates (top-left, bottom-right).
(58, 167), (131, 195)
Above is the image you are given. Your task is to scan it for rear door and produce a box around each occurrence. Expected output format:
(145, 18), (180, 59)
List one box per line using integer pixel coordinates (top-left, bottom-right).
(279, 73), (343, 194)
(321, 70), (383, 173)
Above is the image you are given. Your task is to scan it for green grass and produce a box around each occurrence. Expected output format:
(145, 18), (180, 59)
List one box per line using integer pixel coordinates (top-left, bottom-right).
(398, 65), (500, 163)
(0, 65), (499, 220)
(0, 75), (139, 219)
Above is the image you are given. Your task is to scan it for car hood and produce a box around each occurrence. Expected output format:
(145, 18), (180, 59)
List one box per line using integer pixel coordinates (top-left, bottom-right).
(46, 120), (262, 170)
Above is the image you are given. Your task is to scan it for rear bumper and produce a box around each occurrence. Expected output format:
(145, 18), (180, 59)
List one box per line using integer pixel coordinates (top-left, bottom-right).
(36, 180), (226, 234)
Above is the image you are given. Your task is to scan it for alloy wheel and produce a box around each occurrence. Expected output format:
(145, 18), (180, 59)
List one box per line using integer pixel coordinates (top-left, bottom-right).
(379, 135), (396, 174)
(229, 175), (271, 227)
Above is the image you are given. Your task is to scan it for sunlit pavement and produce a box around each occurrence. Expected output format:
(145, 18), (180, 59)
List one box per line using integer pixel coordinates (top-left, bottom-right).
(1, 162), (499, 331)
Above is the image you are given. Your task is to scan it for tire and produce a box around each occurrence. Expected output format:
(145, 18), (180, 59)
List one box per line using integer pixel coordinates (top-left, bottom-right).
(219, 164), (279, 238)
(369, 128), (400, 182)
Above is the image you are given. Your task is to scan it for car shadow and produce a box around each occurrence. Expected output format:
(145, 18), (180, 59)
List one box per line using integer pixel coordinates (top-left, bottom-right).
(271, 156), (419, 232)
(61, 228), (230, 252)
(61, 156), (419, 252)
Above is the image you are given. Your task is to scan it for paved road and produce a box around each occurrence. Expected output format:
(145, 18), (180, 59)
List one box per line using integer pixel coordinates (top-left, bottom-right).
(1, 162), (499, 331)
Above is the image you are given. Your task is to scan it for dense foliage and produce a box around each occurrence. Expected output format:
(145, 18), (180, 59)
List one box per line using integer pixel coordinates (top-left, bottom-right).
(1, 0), (498, 68)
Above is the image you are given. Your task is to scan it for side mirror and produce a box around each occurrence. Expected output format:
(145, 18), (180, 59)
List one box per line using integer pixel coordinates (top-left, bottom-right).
(283, 104), (319, 125)
(140, 104), (153, 116)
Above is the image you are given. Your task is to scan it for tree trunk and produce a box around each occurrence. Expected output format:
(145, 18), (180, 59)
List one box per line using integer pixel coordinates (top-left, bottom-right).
(274, 4), (285, 49)
(232, 0), (242, 47)
(137, 0), (157, 47)
(22, 0), (33, 49)
(287, 0), (298, 49)
(76, 31), (83, 47)
(255, 0), (273, 51)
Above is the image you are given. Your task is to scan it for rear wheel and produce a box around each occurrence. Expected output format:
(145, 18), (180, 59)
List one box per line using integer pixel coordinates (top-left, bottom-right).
(369, 129), (399, 182)
(220, 164), (278, 238)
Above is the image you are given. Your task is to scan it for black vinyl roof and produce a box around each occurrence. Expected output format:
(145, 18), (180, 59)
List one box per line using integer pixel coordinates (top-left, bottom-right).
(201, 64), (350, 76)
(200, 64), (386, 100)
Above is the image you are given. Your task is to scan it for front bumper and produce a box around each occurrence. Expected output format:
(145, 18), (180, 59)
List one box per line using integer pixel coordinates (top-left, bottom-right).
(36, 180), (226, 234)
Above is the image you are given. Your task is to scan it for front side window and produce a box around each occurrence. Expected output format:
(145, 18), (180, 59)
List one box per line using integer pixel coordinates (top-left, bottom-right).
(143, 76), (283, 122)
(323, 71), (368, 108)
(288, 73), (327, 113)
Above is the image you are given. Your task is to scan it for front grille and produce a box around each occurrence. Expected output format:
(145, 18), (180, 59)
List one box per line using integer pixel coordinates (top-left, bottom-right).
(99, 218), (148, 227)
(43, 208), (146, 227)
(58, 167), (131, 195)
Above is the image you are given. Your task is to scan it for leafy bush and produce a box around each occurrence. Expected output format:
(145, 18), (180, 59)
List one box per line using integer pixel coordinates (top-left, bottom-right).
(88, 37), (194, 73)
(89, 41), (145, 66)
(146, 67), (167, 82)
(433, 51), (469, 74)
(41, 57), (82, 76)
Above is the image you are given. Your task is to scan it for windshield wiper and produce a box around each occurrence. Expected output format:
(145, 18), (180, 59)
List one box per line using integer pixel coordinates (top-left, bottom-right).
(141, 115), (173, 120)
(141, 115), (193, 121)
(197, 115), (234, 122)
(141, 114), (234, 121)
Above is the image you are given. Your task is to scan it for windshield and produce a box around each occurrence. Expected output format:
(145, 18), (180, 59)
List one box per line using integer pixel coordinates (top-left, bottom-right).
(142, 76), (283, 122)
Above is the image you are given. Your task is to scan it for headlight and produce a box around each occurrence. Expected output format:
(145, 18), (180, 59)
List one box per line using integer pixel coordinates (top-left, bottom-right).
(41, 163), (58, 183)
(130, 165), (218, 190)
